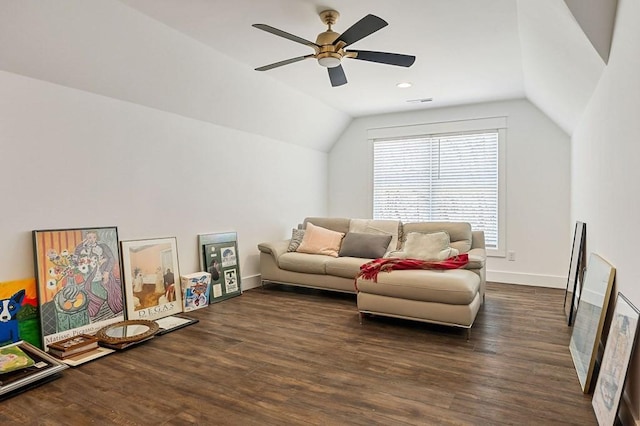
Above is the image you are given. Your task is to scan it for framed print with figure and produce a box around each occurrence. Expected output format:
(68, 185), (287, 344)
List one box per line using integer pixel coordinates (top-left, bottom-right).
(33, 227), (125, 351)
(120, 237), (183, 321)
(569, 253), (615, 393)
(198, 232), (242, 303)
(592, 293), (639, 426)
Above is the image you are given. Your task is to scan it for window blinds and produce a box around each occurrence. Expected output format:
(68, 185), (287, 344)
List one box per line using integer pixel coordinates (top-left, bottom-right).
(373, 132), (499, 248)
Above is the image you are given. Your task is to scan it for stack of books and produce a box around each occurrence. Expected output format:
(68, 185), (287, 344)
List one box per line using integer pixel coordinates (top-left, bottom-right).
(47, 335), (99, 360)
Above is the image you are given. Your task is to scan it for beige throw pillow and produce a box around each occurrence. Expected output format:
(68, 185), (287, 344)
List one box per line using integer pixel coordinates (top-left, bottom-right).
(296, 222), (345, 257)
(390, 231), (459, 261)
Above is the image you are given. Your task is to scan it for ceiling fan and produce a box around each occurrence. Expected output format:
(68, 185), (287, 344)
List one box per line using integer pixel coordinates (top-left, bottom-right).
(252, 10), (416, 87)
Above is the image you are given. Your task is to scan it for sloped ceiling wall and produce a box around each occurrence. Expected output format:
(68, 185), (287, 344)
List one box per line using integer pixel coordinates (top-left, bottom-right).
(516, 0), (606, 136)
(0, 0), (350, 152)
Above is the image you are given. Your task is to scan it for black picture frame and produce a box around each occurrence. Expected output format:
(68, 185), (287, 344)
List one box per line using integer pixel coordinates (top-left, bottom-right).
(198, 232), (242, 303)
(592, 293), (640, 425)
(32, 226), (126, 351)
(0, 340), (67, 399)
(564, 221), (586, 326)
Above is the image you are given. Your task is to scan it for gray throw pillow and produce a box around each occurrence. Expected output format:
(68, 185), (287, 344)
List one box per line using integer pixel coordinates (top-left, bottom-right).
(338, 232), (393, 259)
(287, 228), (305, 252)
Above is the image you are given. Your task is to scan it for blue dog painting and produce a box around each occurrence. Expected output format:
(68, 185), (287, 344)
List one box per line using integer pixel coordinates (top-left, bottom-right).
(0, 289), (25, 344)
(0, 279), (41, 348)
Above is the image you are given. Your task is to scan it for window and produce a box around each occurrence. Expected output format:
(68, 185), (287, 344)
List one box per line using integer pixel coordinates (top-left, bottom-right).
(371, 121), (505, 256)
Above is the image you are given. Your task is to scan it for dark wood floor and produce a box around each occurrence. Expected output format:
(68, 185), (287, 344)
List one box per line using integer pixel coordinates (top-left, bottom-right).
(0, 282), (595, 425)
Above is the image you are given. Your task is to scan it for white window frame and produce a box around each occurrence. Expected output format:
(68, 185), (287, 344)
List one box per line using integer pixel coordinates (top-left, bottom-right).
(368, 117), (507, 257)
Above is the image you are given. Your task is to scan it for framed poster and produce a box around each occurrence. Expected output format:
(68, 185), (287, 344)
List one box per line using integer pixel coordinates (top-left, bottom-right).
(569, 253), (615, 393)
(592, 293), (639, 426)
(32, 227), (125, 351)
(564, 221), (586, 326)
(0, 278), (42, 348)
(120, 237), (183, 321)
(0, 340), (67, 399)
(198, 232), (242, 303)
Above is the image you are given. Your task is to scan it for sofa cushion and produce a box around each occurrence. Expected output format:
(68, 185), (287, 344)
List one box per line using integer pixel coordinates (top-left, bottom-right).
(356, 269), (479, 305)
(349, 219), (401, 253)
(287, 229), (305, 252)
(401, 222), (472, 253)
(325, 257), (368, 279)
(338, 232), (392, 259)
(296, 222), (345, 257)
(302, 217), (351, 235)
(277, 252), (331, 274)
(389, 231), (459, 261)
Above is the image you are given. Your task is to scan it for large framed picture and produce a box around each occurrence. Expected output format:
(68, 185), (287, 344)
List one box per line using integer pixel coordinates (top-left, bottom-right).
(592, 293), (640, 426)
(120, 237), (183, 321)
(198, 232), (242, 303)
(564, 221), (586, 326)
(33, 227), (125, 350)
(569, 253), (616, 393)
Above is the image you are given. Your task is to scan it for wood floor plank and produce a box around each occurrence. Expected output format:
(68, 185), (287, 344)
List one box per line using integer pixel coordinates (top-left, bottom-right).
(0, 282), (596, 425)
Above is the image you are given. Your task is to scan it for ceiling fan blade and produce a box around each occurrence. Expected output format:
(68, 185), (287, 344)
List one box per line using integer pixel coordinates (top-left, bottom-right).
(255, 54), (314, 71)
(348, 50), (416, 67)
(252, 24), (319, 49)
(328, 65), (347, 87)
(333, 14), (388, 47)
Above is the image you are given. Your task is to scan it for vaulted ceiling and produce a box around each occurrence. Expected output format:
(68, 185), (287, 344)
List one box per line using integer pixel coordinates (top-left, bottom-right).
(118, 0), (613, 136)
(0, 1), (616, 152)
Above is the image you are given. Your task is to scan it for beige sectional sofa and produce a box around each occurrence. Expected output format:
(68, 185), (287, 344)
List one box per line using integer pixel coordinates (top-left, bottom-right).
(258, 217), (486, 336)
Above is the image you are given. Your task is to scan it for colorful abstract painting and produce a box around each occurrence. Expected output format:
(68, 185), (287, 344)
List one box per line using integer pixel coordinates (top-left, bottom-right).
(0, 278), (42, 348)
(33, 227), (125, 350)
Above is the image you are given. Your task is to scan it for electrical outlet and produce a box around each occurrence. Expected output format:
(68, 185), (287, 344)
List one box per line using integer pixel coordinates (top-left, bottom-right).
(507, 251), (516, 261)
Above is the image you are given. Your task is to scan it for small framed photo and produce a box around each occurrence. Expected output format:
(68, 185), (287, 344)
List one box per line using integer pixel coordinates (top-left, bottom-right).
(592, 293), (639, 425)
(32, 227), (126, 350)
(120, 237), (183, 321)
(198, 232), (242, 303)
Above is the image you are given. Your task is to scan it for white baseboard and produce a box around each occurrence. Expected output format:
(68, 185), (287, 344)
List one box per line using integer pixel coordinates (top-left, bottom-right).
(487, 270), (565, 288)
(242, 274), (262, 290)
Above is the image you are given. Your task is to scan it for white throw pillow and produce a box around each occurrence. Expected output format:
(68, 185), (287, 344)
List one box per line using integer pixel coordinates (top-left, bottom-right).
(390, 231), (459, 261)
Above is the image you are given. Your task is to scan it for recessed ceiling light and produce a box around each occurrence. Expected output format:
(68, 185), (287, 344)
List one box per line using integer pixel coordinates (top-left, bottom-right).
(396, 82), (412, 88)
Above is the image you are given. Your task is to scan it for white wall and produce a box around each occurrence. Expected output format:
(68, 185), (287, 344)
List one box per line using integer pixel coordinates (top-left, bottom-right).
(0, 0), (350, 152)
(571, 0), (640, 422)
(0, 70), (327, 288)
(328, 99), (571, 287)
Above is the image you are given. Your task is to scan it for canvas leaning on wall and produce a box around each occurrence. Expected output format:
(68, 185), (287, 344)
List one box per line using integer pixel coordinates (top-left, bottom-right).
(32, 227), (126, 351)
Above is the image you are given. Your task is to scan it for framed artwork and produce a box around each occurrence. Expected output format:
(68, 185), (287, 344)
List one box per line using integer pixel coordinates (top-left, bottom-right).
(32, 227), (125, 351)
(120, 237), (183, 321)
(569, 253), (616, 393)
(592, 293), (639, 426)
(0, 340), (68, 399)
(181, 272), (211, 312)
(0, 278), (42, 348)
(564, 221), (586, 326)
(198, 232), (242, 303)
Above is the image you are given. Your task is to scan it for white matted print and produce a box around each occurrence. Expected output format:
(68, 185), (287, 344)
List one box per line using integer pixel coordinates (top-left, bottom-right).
(221, 246), (237, 268)
(592, 293), (639, 425)
(224, 269), (238, 293)
(121, 237), (183, 321)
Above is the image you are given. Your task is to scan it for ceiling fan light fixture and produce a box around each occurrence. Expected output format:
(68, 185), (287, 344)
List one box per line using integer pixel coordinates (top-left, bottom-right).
(318, 56), (342, 68)
(317, 52), (342, 68)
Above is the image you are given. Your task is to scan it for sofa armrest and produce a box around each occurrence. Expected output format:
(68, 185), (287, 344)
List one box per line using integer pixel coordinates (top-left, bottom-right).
(258, 240), (290, 261)
(466, 247), (486, 269)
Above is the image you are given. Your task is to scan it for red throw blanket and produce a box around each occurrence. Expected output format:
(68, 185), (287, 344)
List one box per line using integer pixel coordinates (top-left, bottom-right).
(355, 254), (469, 290)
